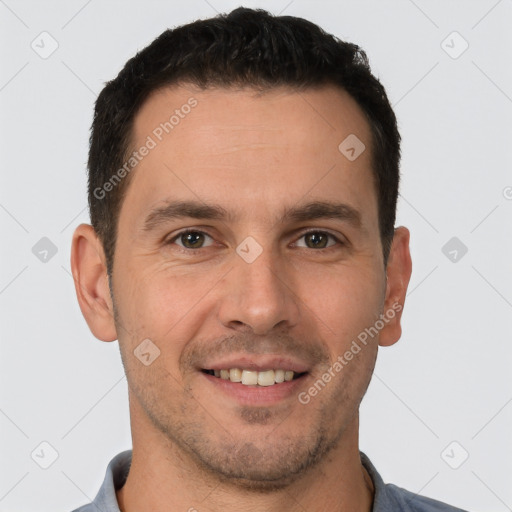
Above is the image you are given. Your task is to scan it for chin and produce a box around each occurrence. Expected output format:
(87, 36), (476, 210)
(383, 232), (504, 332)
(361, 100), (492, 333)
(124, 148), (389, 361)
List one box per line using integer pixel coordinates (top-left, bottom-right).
(181, 427), (340, 492)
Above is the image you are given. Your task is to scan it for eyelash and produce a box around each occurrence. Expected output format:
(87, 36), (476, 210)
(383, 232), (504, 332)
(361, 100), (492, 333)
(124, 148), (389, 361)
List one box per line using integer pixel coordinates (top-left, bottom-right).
(166, 228), (345, 253)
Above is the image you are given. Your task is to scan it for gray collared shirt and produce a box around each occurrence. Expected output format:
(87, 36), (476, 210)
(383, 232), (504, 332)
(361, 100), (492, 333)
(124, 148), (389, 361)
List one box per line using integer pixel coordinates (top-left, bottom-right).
(70, 450), (469, 512)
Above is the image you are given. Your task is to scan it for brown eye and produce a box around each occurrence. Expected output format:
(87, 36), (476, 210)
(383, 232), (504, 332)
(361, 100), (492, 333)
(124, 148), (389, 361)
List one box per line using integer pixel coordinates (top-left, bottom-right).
(169, 230), (214, 249)
(305, 232), (328, 248)
(297, 231), (340, 250)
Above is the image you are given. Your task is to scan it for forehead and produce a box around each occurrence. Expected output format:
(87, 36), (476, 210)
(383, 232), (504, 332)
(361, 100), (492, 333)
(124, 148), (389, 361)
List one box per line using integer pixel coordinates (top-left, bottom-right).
(132, 83), (371, 154)
(121, 84), (377, 229)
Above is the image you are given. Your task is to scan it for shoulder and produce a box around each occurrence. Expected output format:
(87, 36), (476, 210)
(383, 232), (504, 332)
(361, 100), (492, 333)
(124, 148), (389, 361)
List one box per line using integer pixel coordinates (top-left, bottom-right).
(383, 483), (470, 512)
(69, 505), (97, 512)
(67, 450), (132, 512)
(360, 452), (469, 512)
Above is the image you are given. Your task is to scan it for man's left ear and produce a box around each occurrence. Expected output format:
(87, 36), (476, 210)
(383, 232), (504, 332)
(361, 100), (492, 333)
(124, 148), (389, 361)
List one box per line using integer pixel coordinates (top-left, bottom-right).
(379, 226), (412, 347)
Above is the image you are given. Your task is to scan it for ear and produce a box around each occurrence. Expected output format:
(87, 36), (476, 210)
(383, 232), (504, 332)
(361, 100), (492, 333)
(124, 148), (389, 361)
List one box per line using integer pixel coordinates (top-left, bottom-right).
(70, 223), (118, 342)
(378, 226), (412, 347)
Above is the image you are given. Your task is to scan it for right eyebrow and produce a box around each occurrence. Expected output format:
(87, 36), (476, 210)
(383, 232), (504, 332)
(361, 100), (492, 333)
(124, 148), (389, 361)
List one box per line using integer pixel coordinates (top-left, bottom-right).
(142, 200), (234, 232)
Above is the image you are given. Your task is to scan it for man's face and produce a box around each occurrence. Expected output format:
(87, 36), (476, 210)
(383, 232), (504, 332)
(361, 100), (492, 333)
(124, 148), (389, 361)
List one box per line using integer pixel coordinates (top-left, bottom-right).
(111, 85), (388, 486)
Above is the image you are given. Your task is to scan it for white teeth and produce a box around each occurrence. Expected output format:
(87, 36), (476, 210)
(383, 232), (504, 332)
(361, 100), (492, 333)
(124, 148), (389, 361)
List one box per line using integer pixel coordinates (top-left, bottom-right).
(241, 370), (259, 385)
(229, 368), (242, 382)
(211, 368), (299, 386)
(257, 370), (275, 386)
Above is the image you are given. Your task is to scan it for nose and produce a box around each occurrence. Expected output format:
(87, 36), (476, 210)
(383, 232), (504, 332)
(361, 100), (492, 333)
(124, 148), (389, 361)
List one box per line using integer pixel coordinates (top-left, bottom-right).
(217, 245), (301, 335)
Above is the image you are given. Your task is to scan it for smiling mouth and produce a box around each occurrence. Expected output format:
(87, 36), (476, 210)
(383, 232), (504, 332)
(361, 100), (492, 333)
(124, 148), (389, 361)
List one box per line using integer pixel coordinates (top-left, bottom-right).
(202, 368), (307, 386)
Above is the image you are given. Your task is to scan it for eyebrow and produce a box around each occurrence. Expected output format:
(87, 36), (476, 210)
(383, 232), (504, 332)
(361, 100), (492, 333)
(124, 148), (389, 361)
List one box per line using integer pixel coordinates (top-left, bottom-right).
(142, 199), (362, 232)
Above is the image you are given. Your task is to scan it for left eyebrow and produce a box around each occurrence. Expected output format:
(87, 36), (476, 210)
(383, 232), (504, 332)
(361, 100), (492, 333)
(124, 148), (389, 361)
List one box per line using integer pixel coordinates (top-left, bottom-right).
(141, 199), (362, 232)
(280, 200), (362, 228)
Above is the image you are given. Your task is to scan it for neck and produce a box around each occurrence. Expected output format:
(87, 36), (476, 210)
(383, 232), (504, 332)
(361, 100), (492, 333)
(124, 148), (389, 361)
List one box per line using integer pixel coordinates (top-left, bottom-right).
(117, 400), (374, 512)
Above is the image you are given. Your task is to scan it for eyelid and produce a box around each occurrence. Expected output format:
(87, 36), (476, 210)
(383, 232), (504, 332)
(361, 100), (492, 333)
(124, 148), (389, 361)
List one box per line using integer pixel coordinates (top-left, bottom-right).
(167, 228), (216, 249)
(166, 227), (346, 251)
(293, 228), (345, 248)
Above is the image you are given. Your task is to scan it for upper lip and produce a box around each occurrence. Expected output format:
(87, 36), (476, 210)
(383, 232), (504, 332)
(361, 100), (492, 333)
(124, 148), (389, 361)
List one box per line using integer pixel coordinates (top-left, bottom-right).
(200, 354), (311, 373)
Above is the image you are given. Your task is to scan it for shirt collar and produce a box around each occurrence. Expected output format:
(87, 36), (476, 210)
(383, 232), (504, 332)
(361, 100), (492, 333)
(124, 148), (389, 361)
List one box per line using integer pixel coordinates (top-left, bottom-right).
(91, 449), (390, 511)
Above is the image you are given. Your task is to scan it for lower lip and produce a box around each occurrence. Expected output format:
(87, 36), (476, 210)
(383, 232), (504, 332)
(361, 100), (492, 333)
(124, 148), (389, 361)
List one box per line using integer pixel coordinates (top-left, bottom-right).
(201, 372), (308, 406)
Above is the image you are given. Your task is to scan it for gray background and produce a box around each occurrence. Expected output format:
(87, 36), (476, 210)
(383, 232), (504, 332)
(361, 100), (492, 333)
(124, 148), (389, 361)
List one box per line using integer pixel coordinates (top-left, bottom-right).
(1, 0), (511, 510)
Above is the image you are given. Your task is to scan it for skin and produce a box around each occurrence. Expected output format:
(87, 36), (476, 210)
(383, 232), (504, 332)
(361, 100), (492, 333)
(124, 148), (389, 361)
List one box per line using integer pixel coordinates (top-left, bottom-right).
(71, 84), (412, 512)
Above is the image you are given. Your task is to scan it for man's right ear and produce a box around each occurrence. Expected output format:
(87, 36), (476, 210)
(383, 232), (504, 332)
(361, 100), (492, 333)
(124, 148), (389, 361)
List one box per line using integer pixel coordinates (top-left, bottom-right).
(70, 223), (118, 342)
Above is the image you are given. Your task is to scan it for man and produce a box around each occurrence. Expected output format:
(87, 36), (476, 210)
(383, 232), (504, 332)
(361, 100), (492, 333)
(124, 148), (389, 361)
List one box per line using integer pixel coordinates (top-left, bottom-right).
(70, 7), (467, 512)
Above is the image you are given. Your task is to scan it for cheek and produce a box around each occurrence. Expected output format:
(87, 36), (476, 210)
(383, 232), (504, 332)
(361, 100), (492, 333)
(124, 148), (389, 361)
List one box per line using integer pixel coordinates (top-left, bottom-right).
(297, 263), (384, 350)
(113, 264), (217, 361)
